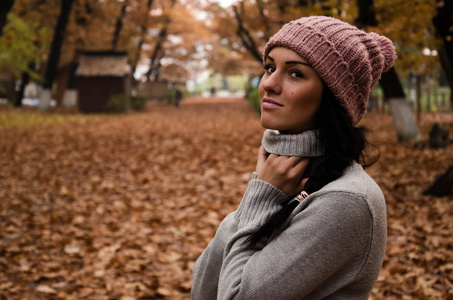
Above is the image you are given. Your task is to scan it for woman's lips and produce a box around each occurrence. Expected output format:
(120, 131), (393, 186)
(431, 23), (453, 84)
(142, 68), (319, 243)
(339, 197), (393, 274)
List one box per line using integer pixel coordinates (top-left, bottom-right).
(262, 98), (283, 109)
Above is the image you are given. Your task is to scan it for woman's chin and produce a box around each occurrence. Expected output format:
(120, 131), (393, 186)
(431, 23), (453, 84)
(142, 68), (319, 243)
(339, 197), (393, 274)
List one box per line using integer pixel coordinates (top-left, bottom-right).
(259, 118), (275, 130)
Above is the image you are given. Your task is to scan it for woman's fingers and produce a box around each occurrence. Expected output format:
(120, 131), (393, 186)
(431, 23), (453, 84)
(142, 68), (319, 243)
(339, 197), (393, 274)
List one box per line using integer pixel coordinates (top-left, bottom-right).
(255, 145), (270, 173)
(269, 155), (308, 176)
(297, 177), (310, 192)
(257, 154), (310, 196)
(292, 157), (310, 173)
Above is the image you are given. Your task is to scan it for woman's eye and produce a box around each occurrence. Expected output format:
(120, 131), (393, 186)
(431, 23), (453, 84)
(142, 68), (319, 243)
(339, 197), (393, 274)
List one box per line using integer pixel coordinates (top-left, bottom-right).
(264, 65), (275, 73)
(290, 71), (304, 78)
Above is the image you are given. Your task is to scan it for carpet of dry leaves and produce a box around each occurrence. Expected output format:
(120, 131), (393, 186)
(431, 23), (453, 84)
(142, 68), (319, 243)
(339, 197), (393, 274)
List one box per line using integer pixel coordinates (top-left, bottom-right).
(0, 97), (452, 300)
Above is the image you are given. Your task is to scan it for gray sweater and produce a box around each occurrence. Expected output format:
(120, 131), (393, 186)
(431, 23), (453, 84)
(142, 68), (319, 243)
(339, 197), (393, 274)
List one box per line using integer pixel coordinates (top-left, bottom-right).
(192, 130), (387, 300)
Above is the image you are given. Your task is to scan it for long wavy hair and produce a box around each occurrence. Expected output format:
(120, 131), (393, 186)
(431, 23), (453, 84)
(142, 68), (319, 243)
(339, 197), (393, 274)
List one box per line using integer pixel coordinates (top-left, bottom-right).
(246, 85), (378, 247)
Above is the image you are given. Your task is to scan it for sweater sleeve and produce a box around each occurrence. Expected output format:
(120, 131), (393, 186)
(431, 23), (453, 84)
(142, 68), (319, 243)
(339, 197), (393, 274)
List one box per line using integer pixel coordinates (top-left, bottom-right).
(191, 176), (290, 299)
(192, 180), (373, 300)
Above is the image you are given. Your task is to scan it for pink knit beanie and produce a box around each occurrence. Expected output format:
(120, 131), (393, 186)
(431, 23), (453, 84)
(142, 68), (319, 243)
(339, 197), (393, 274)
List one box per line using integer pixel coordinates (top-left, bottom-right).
(263, 16), (397, 125)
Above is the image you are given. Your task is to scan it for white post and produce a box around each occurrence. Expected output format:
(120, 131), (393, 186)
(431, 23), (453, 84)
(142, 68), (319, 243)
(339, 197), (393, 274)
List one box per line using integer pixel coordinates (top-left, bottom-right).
(389, 98), (421, 142)
(39, 88), (52, 111)
(62, 89), (77, 107)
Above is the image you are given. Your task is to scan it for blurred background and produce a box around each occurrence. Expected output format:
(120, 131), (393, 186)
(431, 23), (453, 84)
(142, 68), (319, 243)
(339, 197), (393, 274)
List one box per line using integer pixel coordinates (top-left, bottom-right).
(0, 0), (452, 299)
(0, 0), (451, 115)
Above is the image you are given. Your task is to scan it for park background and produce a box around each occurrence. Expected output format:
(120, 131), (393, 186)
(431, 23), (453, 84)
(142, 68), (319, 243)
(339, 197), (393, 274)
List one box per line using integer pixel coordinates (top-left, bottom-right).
(0, 0), (452, 299)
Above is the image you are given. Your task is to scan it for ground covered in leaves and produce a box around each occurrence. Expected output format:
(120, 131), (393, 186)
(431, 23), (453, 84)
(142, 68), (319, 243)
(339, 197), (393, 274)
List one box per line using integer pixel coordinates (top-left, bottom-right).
(0, 97), (452, 299)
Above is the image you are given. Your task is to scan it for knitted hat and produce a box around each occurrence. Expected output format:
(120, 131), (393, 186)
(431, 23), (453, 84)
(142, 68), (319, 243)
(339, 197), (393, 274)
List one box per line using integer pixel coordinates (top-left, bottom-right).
(263, 16), (397, 125)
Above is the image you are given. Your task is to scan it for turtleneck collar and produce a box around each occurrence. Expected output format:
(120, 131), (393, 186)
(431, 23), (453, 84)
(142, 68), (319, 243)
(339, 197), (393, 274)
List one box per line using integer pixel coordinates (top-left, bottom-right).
(262, 129), (324, 157)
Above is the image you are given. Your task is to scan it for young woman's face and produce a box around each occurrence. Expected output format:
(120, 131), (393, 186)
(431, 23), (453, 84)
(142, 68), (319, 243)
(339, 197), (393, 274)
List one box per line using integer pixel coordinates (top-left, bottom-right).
(258, 47), (324, 134)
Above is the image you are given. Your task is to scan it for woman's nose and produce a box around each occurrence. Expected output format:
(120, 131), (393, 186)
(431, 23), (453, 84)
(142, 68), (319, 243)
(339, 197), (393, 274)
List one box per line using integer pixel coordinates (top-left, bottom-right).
(261, 72), (282, 94)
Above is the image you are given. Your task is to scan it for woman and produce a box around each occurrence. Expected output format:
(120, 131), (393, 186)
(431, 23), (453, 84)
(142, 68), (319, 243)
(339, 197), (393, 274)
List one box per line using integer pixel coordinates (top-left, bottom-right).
(192, 16), (396, 299)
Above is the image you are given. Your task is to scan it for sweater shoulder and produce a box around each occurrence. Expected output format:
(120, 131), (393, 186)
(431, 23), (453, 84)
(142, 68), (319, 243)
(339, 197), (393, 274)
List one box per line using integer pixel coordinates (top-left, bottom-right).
(321, 162), (382, 198)
(312, 162), (385, 216)
(305, 162), (386, 225)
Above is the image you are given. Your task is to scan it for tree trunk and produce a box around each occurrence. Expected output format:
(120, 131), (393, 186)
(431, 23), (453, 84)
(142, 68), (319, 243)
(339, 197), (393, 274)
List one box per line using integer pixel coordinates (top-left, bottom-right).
(438, 44), (453, 104)
(145, 0), (175, 82)
(43, 0), (74, 90)
(356, 0), (420, 142)
(54, 65), (71, 106)
(40, 0), (74, 111)
(146, 0), (176, 82)
(56, 62), (78, 108)
(416, 74), (422, 124)
(355, 0), (377, 27)
(387, 99), (421, 142)
(132, 0), (154, 75)
(14, 62), (35, 107)
(256, 0), (270, 40)
(154, 57), (162, 82)
(14, 74), (27, 108)
(145, 25), (166, 82)
(379, 67), (406, 99)
(112, 0), (129, 51)
(433, 0), (453, 105)
(380, 67), (421, 142)
(0, 0), (14, 36)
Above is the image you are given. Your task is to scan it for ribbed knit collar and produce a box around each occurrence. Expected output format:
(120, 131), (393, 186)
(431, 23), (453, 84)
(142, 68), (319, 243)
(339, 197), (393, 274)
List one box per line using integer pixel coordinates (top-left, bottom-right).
(262, 129), (324, 157)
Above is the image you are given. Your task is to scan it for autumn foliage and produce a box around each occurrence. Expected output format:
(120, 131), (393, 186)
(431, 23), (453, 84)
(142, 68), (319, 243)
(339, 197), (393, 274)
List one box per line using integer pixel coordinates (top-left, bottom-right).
(0, 98), (452, 299)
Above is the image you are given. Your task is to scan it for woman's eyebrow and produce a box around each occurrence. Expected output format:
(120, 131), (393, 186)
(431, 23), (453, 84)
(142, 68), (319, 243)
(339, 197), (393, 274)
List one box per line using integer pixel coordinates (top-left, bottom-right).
(265, 55), (313, 68)
(286, 61), (313, 68)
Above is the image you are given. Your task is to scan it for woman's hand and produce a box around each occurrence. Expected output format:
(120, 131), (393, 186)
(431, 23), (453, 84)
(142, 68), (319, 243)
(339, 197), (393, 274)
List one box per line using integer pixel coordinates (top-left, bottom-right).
(256, 147), (309, 196)
(255, 145), (269, 175)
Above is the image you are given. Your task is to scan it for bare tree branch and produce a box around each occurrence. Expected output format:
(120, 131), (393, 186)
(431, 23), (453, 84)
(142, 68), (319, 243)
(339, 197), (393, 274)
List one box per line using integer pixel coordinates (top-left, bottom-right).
(233, 4), (262, 63)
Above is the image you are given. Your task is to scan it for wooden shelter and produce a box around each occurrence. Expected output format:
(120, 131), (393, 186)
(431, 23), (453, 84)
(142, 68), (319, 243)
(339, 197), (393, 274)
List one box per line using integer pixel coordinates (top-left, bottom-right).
(137, 63), (188, 100)
(76, 51), (131, 112)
